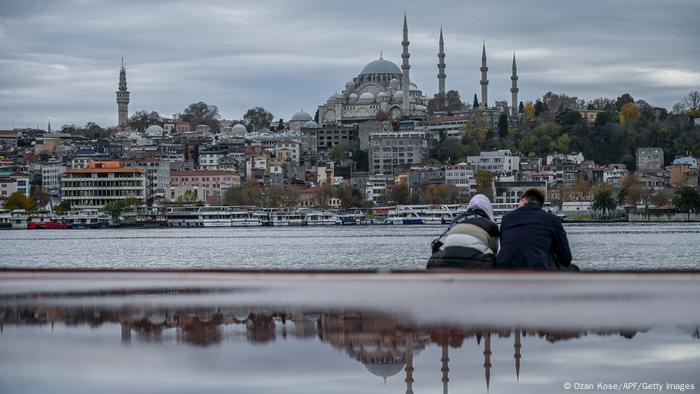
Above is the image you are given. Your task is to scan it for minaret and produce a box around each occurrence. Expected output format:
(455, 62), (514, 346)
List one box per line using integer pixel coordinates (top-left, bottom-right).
(514, 330), (522, 381)
(511, 53), (519, 118)
(401, 13), (411, 116)
(437, 27), (446, 97)
(480, 42), (489, 109)
(441, 342), (449, 394)
(116, 58), (130, 126)
(405, 335), (414, 394)
(483, 332), (492, 391)
(47, 121), (51, 134)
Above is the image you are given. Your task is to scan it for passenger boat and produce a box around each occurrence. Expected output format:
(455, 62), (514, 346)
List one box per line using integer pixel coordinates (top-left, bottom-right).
(8, 209), (28, 229)
(303, 211), (339, 226)
(383, 205), (454, 225)
(27, 213), (70, 229)
(269, 211), (305, 226)
(165, 206), (203, 227)
(119, 207), (168, 227)
(64, 209), (112, 229)
(198, 206), (263, 227)
(0, 209), (11, 229)
(383, 209), (424, 225)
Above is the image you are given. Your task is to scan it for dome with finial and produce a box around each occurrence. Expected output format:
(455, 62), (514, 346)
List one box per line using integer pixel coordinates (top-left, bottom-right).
(303, 120), (319, 129)
(389, 78), (401, 90)
(360, 53), (402, 76)
(291, 110), (313, 122)
(348, 93), (359, 104)
(231, 123), (247, 135)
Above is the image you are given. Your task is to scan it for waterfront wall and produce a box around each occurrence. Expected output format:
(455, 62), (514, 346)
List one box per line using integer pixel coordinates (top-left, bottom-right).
(628, 212), (700, 222)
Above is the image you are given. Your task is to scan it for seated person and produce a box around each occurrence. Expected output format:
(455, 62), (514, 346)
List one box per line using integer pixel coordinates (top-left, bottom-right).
(495, 188), (575, 271)
(427, 194), (499, 270)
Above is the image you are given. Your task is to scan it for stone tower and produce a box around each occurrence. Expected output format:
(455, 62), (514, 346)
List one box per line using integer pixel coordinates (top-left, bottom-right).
(480, 42), (489, 109)
(116, 58), (130, 126)
(401, 13), (411, 115)
(511, 53), (519, 117)
(437, 28), (446, 97)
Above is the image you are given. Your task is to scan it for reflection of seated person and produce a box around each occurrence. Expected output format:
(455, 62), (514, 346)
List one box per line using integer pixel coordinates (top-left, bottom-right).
(427, 194), (499, 270)
(495, 189), (577, 271)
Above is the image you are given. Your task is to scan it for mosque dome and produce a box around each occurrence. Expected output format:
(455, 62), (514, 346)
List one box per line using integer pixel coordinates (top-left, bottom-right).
(303, 120), (319, 129)
(377, 91), (391, 102)
(360, 58), (402, 76)
(231, 123), (247, 135)
(410, 82), (418, 90)
(145, 125), (164, 137)
(291, 111), (313, 122)
(345, 81), (356, 90)
(415, 105), (427, 112)
(389, 78), (401, 90)
(392, 90), (404, 100)
(348, 93), (359, 104)
(364, 362), (406, 379)
(358, 92), (376, 104)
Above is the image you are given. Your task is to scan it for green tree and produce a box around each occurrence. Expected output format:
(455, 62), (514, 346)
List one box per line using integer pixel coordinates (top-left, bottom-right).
(4, 192), (35, 211)
(242, 106), (273, 132)
(128, 110), (161, 132)
(475, 171), (494, 200)
(53, 201), (71, 214)
(591, 187), (617, 217)
(103, 198), (141, 221)
(175, 189), (201, 204)
(615, 93), (635, 111)
(672, 186), (700, 214)
(276, 118), (285, 132)
(497, 113), (509, 139)
(445, 90), (463, 111)
(223, 181), (261, 206)
(472, 94), (479, 109)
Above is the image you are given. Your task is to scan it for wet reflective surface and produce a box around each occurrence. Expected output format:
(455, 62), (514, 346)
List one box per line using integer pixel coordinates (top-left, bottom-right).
(2, 222), (700, 271)
(1, 271), (699, 393)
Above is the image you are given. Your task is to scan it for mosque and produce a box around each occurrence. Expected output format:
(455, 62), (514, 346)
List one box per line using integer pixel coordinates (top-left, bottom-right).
(315, 14), (521, 126)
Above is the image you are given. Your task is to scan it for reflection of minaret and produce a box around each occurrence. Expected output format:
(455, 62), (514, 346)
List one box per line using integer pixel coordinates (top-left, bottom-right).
(483, 332), (492, 391)
(480, 42), (488, 109)
(514, 330), (522, 381)
(511, 53), (519, 117)
(405, 335), (414, 394)
(437, 27), (446, 97)
(441, 342), (449, 394)
(401, 13), (411, 115)
(116, 58), (130, 126)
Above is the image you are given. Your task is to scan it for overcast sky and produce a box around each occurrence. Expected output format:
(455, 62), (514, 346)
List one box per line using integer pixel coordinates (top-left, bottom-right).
(1, 0), (699, 129)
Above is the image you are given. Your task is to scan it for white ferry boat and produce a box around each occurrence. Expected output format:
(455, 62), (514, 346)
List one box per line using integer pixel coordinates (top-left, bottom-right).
(303, 211), (339, 226)
(198, 206), (263, 227)
(269, 211), (305, 226)
(0, 209), (11, 229)
(383, 205), (454, 225)
(383, 209), (424, 225)
(64, 209), (112, 229)
(9, 209), (28, 229)
(165, 206), (203, 227)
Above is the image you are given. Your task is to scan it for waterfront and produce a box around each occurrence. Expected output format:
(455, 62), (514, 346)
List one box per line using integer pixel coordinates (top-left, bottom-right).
(1, 271), (699, 394)
(1, 222), (699, 271)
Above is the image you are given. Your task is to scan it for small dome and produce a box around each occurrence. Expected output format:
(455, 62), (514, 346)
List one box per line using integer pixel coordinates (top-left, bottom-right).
(303, 120), (319, 129)
(415, 105), (427, 112)
(389, 78), (401, 89)
(345, 81), (355, 90)
(393, 90), (404, 99)
(231, 123), (247, 135)
(410, 82), (418, 90)
(377, 91), (391, 102)
(145, 125), (164, 136)
(364, 362), (406, 379)
(358, 92), (376, 104)
(291, 111), (313, 122)
(348, 93), (359, 104)
(327, 93), (345, 104)
(360, 58), (402, 76)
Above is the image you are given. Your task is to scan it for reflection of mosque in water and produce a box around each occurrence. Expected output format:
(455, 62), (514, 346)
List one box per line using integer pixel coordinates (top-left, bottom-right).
(1, 306), (667, 390)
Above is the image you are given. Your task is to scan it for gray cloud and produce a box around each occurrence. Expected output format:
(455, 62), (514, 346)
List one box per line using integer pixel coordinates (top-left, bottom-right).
(0, 0), (698, 129)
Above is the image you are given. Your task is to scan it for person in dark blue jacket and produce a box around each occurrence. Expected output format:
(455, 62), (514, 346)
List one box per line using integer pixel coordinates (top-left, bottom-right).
(495, 188), (576, 271)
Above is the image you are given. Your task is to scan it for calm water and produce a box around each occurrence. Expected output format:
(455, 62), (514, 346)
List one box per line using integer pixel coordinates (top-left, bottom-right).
(1, 223), (699, 271)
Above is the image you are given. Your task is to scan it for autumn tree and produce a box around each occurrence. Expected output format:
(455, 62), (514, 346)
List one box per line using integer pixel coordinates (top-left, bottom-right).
(475, 171), (494, 200)
(243, 107), (273, 132)
(4, 192), (35, 211)
(619, 103), (640, 126)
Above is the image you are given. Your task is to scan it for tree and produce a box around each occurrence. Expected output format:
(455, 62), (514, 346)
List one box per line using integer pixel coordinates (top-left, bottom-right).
(427, 93), (446, 113)
(329, 141), (352, 161)
(128, 110), (161, 133)
(622, 174), (643, 206)
(445, 90), (463, 111)
(30, 186), (50, 209)
(472, 94), (479, 109)
(375, 110), (388, 121)
(672, 185), (700, 214)
(385, 182), (411, 205)
(591, 186), (616, 217)
(183, 101), (221, 132)
(223, 181), (261, 206)
(4, 192), (35, 211)
(523, 102), (535, 119)
(315, 184), (334, 209)
(615, 93), (635, 111)
(518, 101), (524, 114)
(276, 118), (285, 132)
(53, 200), (71, 214)
(534, 100), (544, 116)
(475, 171), (494, 200)
(242, 106), (273, 132)
(497, 113), (509, 139)
(619, 103), (640, 126)
(334, 184), (366, 208)
(103, 198), (141, 221)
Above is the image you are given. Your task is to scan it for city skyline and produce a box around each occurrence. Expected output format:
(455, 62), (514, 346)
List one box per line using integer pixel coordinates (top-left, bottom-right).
(0, 0), (698, 129)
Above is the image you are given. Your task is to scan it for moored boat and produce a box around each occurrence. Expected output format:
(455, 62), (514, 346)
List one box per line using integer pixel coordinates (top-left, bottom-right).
(27, 213), (69, 229)
(303, 211), (339, 226)
(64, 209), (112, 229)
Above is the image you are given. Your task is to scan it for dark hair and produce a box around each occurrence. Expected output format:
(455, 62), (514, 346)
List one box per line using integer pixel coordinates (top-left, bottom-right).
(519, 188), (545, 206)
